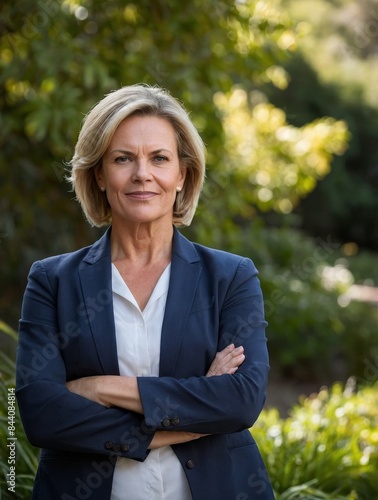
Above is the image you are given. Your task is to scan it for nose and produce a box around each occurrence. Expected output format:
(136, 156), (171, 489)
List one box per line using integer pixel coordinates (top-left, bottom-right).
(131, 159), (152, 183)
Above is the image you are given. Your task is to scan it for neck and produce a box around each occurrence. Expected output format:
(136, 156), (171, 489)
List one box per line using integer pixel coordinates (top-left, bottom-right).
(110, 219), (174, 265)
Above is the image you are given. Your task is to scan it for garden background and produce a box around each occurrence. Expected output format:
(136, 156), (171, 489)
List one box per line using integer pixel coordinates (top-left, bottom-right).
(0, 0), (377, 498)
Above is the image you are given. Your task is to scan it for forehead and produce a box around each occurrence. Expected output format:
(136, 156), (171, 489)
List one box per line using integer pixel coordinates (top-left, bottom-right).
(110, 115), (177, 148)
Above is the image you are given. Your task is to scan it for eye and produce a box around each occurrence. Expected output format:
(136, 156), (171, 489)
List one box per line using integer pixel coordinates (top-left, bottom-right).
(154, 155), (168, 163)
(115, 155), (132, 164)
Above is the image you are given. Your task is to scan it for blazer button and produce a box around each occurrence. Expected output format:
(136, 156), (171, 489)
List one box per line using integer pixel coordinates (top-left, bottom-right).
(162, 417), (171, 427)
(113, 443), (121, 452)
(171, 417), (180, 426)
(121, 444), (130, 452)
(186, 460), (195, 469)
(105, 441), (113, 450)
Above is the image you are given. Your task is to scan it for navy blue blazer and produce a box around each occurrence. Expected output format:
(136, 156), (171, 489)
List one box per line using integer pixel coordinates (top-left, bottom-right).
(16, 228), (275, 499)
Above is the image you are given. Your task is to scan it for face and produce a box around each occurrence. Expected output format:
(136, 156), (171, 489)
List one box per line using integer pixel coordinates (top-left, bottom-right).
(97, 115), (186, 227)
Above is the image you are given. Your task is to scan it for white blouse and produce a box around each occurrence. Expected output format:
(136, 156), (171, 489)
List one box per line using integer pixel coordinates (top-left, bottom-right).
(110, 263), (192, 500)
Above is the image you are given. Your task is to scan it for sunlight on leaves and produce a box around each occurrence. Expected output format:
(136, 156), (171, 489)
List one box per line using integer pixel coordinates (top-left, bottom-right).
(214, 87), (349, 213)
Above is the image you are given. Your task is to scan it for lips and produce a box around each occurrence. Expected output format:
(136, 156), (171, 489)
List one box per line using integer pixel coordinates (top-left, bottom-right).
(125, 191), (158, 200)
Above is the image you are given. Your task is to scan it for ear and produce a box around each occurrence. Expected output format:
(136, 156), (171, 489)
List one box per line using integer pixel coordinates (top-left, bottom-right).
(179, 164), (187, 187)
(95, 165), (105, 191)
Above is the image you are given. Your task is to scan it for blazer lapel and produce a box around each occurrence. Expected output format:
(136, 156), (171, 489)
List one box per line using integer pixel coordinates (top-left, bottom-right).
(159, 229), (202, 377)
(79, 229), (120, 376)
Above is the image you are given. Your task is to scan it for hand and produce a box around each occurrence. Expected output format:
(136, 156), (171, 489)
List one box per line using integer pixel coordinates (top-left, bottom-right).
(149, 430), (207, 449)
(206, 343), (245, 377)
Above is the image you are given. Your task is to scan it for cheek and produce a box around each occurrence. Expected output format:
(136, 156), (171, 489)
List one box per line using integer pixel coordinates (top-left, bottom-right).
(158, 172), (179, 191)
(107, 169), (130, 187)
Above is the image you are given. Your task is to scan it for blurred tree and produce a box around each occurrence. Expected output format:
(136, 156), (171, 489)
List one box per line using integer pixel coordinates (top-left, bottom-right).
(0, 0), (348, 326)
(263, 0), (378, 250)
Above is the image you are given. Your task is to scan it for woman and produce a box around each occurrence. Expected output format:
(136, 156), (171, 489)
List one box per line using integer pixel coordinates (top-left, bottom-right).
(16, 84), (275, 499)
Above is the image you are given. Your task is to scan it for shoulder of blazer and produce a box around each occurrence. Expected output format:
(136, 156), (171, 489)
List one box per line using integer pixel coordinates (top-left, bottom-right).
(32, 228), (111, 279)
(173, 228), (243, 264)
(173, 228), (257, 279)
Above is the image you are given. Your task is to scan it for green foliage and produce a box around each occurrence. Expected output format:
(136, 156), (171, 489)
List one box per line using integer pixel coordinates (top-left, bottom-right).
(263, 231), (377, 381)
(276, 482), (356, 500)
(250, 225), (378, 381)
(336, 247), (378, 286)
(263, 0), (378, 251)
(0, 325), (37, 499)
(253, 379), (378, 499)
(214, 89), (349, 214)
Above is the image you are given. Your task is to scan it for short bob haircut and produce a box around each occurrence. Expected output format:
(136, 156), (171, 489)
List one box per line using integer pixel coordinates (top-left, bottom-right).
(68, 84), (206, 227)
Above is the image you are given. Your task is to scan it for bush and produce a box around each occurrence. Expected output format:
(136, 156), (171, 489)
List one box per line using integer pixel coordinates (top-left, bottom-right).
(253, 379), (378, 499)
(0, 324), (38, 499)
(251, 225), (378, 383)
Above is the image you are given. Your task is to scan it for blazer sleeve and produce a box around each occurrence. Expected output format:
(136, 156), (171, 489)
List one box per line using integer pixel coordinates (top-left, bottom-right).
(137, 257), (270, 434)
(16, 260), (154, 461)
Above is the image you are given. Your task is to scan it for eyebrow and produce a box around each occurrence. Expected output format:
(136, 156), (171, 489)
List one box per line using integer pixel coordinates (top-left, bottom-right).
(108, 148), (172, 155)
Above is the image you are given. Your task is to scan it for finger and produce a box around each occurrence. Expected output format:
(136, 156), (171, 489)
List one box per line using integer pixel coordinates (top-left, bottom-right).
(206, 344), (244, 376)
(215, 344), (241, 365)
(213, 352), (245, 375)
(226, 352), (245, 369)
(230, 345), (244, 357)
(214, 347), (240, 365)
(232, 352), (245, 366)
(225, 354), (245, 374)
(218, 345), (244, 366)
(216, 344), (235, 360)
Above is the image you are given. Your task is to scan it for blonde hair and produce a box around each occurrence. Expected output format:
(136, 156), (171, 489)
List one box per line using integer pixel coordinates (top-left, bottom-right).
(68, 84), (206, 227)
